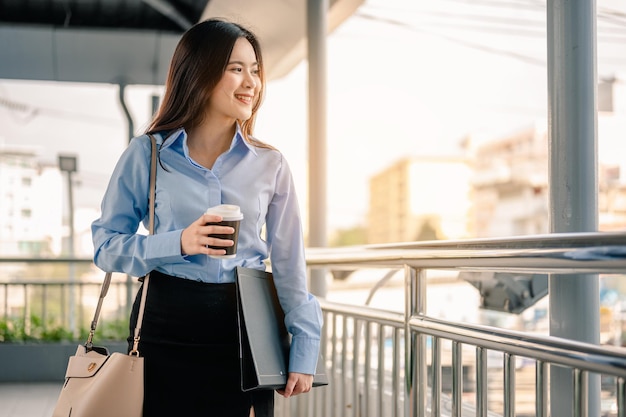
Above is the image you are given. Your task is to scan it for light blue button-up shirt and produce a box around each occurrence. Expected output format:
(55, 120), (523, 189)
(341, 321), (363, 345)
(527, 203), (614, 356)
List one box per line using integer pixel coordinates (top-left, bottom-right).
(91, 127), (322, 375)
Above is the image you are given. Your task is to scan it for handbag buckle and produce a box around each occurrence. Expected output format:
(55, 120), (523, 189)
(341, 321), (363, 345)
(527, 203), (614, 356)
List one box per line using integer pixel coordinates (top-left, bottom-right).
(129, 336), (140, 356)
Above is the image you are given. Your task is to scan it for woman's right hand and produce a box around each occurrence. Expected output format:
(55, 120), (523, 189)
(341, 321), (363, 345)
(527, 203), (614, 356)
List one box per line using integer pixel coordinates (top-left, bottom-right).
(180, 214), (234, 256)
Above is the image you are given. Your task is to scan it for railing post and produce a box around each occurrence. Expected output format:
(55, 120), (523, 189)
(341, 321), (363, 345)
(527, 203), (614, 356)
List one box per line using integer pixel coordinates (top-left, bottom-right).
(432, 338), (442, 417)
(404, 265), (426, 417)
(503, 353), (516, 417)
(451, 341), (462, 417)
(618, 378), (625, 417)
(476, 347), (488, 417)
(574, 369), (589, 417)
(536, 361), (549, 417)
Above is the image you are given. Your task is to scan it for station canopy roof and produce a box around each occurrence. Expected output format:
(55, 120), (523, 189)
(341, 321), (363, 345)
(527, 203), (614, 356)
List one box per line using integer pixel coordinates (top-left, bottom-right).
(0, 0), (364, 85)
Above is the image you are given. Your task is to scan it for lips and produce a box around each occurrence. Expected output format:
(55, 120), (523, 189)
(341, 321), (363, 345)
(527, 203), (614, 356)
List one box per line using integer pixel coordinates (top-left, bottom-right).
(235, 94), (253, 104)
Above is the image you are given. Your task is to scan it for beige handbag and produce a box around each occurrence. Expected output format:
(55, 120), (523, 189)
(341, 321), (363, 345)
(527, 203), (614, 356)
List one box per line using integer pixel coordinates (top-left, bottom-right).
(52, 134), (158, 417)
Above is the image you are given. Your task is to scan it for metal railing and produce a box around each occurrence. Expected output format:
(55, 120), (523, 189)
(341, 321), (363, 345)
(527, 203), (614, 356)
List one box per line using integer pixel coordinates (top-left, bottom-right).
(276, 231), (626, 417)
(0, 258), (137, 340)
(0, 279), (135, 337)
(2, 232), (626, 417)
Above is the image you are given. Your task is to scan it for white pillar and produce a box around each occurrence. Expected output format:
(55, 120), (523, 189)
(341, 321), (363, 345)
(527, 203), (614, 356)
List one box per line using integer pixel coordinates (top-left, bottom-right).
(307, 0), (328, 297)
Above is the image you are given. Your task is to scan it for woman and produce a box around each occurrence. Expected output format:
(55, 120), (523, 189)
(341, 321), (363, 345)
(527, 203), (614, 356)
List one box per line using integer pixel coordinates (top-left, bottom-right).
(91, 18), (322, 417)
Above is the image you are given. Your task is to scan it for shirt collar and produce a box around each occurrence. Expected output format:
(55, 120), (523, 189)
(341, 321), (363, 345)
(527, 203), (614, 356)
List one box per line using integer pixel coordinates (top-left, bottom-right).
(159, 124), (257, 156)
(233, 123), (258, 156)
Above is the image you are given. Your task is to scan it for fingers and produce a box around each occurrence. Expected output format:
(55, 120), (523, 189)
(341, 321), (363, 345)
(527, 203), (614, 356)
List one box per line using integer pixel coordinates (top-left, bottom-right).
(180, 214), (235, 256)
(202, 213), (223, 224)
(276, 373), (313, 398)
(202, 215), (235, 251)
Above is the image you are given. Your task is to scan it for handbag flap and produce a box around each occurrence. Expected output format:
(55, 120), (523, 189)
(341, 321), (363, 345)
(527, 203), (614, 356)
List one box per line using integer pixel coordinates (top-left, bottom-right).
(64, 345), (111, 379)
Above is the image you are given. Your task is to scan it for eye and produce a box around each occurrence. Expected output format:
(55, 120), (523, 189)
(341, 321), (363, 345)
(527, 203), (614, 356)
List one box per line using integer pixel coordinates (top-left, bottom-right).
(231, 67), (243, 73)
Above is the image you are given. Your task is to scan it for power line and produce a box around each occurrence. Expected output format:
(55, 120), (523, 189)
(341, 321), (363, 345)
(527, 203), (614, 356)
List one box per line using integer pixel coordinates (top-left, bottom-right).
(392, 19), (546, 39)
(365, 1), (626, 35)
(355, 11), (546, 67)
(355, 0), (626, 67)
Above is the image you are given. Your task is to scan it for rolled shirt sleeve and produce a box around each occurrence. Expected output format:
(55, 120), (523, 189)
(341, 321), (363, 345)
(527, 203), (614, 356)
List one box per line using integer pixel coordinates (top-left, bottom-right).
(284, 293), (323, 374)
(266, 154), (323, 375)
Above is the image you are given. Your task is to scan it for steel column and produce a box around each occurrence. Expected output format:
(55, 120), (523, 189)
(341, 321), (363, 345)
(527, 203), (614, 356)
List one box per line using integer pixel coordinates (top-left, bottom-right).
(307, 0), (329, 297)
(546, 0), (600, 416)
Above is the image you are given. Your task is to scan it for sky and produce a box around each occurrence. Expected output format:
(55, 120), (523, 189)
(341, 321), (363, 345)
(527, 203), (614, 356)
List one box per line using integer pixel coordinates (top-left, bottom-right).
(1, 0), (626, 235)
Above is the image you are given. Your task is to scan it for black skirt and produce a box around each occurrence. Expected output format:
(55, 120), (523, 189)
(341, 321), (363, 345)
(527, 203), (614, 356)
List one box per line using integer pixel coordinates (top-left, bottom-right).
(128, 270), (274, 417)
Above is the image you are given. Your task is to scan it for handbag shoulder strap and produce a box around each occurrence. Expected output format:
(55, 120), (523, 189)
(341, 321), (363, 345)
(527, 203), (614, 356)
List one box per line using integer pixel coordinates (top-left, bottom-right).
(85, 272), (112, 349)
(129, 133), (158, 355)
(86, 134), (158, 354)
(147, 133), (157, 236)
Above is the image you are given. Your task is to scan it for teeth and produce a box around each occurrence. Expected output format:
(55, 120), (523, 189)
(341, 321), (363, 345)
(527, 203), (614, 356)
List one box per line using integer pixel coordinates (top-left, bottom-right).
(236, 95), (251, 103)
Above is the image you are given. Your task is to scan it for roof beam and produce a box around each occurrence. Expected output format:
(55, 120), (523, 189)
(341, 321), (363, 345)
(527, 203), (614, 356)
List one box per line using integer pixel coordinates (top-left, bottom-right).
(141, 0), (193, 30)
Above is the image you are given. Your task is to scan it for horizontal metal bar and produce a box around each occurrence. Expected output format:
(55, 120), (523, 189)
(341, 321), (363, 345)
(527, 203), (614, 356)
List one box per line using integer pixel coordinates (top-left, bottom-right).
(308, 254), (626, 274)
(321, 298), (626, 378)
(410, 316), (626, 378)
(0, 281), (122, 286)
(305, 232), (626, 273)
(311, 231), (626, 251)
(319, 299), (405, 327)
(0, 258), (94, 264)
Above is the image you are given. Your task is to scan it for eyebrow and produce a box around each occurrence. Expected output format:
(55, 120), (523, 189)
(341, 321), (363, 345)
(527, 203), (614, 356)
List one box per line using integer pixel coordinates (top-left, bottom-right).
(228, 60), (259, 67)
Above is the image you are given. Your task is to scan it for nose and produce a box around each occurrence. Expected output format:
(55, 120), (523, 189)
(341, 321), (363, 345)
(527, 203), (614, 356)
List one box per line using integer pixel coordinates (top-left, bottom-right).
(244, 71), (257, 89)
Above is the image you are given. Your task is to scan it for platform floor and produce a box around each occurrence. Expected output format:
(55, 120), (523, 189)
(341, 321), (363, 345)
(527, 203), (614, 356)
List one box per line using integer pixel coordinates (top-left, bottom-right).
(0, 383), (61, 417)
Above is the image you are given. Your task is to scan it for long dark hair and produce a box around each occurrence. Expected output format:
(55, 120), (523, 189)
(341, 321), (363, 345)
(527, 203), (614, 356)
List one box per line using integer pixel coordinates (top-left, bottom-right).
(146, 18), (267, 145)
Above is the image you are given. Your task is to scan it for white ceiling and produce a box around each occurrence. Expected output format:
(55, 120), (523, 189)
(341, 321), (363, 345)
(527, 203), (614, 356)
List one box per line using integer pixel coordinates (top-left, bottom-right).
(202, 0), (364, 80)
(0, 0), (364, 85)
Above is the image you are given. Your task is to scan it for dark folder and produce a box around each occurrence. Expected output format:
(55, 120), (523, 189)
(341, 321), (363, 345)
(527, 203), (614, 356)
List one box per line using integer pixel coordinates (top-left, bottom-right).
(235, 266), (329, 391)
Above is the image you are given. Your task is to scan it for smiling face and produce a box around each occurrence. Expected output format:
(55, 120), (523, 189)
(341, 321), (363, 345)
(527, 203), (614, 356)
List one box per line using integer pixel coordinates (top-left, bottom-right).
(207, 37), (261, 125)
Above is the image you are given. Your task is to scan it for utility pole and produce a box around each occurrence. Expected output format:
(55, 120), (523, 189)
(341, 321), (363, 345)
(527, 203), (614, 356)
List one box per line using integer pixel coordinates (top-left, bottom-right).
(58, 154), (78, 337)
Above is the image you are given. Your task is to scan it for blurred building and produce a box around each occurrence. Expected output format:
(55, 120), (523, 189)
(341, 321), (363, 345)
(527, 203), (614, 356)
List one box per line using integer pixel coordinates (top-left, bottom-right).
(0, 146), (63, 256)
(367, 77), (626, 241)
(367, 156), (472, 243)
(598, 77), (626, 231)
(469, 122), (549, 237)
(468, 77), (626, 237)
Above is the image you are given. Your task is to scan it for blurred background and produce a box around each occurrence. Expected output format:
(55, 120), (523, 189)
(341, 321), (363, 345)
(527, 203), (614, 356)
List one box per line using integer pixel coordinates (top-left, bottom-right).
(1, 0), (626, 338)
(2, 3), (626, 415)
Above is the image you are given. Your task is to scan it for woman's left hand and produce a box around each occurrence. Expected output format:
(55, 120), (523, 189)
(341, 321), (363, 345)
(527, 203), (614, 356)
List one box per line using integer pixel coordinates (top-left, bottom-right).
(276, 372), (314, 398)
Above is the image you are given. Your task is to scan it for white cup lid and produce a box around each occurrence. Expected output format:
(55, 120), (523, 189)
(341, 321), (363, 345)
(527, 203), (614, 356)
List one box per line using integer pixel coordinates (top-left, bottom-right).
(205, 204), (243, 220)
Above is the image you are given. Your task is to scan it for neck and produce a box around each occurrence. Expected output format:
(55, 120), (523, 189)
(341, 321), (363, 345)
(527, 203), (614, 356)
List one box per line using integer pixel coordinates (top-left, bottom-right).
(186, 122), (237, 169)
(189, 121), (236, 144)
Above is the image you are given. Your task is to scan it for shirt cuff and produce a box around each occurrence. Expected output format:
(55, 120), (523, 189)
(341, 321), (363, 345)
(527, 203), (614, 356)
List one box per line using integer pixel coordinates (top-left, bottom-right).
(288, 336), (321, 375)
(146, 230), (187, 263)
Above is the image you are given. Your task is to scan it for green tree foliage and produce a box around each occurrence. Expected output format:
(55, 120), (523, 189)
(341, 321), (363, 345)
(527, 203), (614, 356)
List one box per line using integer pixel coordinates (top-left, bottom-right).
(0, 315), (128, 343)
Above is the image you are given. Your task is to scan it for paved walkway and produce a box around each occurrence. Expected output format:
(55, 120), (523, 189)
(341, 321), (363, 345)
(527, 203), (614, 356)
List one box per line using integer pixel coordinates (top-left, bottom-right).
(0, 383), (61, 417)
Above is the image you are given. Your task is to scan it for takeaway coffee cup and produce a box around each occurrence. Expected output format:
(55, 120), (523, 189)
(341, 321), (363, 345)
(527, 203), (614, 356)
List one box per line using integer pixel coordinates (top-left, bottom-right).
(205, 204), (243, 258)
